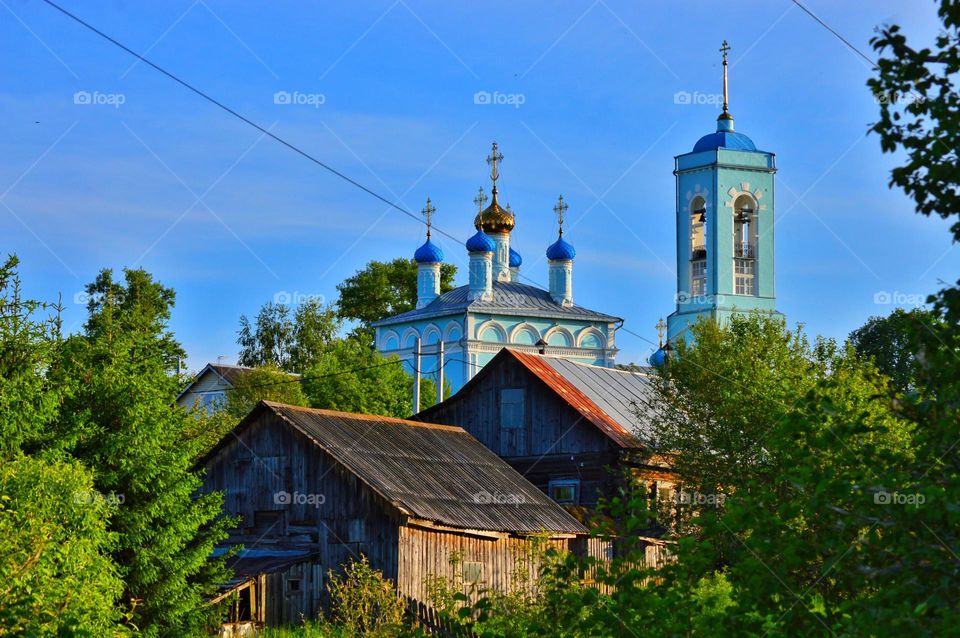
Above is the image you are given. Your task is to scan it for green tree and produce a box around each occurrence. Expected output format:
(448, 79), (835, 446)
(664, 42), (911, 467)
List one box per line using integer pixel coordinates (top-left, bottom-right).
(224, 365), (308, 418)
(0, 255), (65, 456)
(0, 256), (126, 636)
(848, 307), (940, 393)
(56, 268), (234, 636)
(0, 456), (126, 636)
(646, 313), (831, 498)
(336, 258), (457, 343)
(301, 338), (435, 418)
(869, 0), (960, 241)
(238, 299), (340, 373)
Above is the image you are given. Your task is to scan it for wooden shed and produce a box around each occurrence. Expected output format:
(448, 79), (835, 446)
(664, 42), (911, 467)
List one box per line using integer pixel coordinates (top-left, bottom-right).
(414, 348), (675, 509)
(199, 401), (592, 628)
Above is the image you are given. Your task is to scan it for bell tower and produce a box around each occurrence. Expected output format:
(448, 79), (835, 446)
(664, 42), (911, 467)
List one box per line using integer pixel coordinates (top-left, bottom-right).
(667, 41), (780, 345)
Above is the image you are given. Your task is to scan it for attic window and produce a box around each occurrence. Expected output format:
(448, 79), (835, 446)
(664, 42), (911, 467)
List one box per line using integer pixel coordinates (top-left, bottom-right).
(463, 562), (483, 583)
(286, 578), (301, 593)
(500, 389), (525, 429)
(548, 479), (580, 505)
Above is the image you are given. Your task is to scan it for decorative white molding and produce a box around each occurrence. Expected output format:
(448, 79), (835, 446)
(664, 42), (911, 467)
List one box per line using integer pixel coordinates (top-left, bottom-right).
(543, 325), (574, 347)
(576, 326), (606, 349)
(476, 319), (508, 343)
(509, 322), (542, 344)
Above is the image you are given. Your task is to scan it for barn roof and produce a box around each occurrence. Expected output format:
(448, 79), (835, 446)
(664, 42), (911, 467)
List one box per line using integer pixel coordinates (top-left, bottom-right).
(418, 349), (659, 448)
(225, 402), (588, 535)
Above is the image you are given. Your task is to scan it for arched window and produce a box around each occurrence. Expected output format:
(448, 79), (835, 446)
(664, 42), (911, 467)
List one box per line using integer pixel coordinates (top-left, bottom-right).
(732, 195), (756, 295)
(690, 196), (707, 297)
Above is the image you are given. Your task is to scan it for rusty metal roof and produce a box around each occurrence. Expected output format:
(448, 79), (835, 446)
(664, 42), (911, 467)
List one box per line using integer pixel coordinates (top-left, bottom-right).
(418, 349), (658, 449)
(257, 402), (588, 535)
(507, 351), (652, 448)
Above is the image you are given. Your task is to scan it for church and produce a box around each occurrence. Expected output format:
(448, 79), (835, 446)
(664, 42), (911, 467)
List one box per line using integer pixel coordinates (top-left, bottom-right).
(372, 143), (622, 395)
(375, 41), (780, 391)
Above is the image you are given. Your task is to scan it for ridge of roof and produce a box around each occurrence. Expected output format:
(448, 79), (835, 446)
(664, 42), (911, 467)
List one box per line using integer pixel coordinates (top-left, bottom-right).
(508, 351), (640, 449)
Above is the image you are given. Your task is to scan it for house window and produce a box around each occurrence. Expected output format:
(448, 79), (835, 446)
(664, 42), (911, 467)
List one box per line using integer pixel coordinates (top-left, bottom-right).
(500, 389), (525, 429)
(286, 578), (301, 593)
(548, 479), (580, 505)
(462, 562), (483, 584)
(690, 196), (707, 298)
(734, 259), (755, 295)
(733, 195), (757, 295)
(691, 260), (707, 297)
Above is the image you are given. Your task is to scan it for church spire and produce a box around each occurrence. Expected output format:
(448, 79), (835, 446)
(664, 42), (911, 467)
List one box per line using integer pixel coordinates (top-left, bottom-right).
(718, 40), (735, 131)
(486, 141), (504, 206)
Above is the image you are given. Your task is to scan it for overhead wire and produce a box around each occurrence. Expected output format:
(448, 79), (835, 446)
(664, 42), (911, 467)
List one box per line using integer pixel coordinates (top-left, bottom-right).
(41, 0), (697, 361)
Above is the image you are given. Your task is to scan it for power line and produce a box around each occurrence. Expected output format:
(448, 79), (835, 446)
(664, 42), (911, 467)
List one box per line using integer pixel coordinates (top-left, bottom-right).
(790, 0), (877, 69)
(41, 0), (673, 357)
(39, 0), (467, 248)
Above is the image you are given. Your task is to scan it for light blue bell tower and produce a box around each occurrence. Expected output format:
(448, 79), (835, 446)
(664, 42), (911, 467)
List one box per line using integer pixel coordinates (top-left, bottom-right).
(666, 41), (780, 346)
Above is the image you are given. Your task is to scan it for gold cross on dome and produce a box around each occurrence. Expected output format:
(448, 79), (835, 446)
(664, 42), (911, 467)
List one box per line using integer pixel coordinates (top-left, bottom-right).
(421, 197), (436, 237)
(473, 187), (488, 212)
(553, 194), (569, 235)
(655, 318), (667, 347)
(486, 141), (504, 186)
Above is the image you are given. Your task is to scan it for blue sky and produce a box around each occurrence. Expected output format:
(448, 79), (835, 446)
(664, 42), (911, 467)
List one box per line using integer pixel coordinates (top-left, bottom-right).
(1, 0), (955, 370)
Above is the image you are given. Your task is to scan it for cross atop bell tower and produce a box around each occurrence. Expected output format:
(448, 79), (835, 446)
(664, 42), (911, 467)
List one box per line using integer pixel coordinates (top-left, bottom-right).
(720, 40), (731, 117)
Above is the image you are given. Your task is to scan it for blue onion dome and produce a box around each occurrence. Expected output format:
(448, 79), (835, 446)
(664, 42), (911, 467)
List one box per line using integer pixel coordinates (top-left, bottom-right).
(648, 347), (666, 367)
(509, 247), (522, 268)
(546, 235), (576, 261)
(693, 115), (756, 153)
(414, 238), (443, 264)
(466, 229), (496, 253)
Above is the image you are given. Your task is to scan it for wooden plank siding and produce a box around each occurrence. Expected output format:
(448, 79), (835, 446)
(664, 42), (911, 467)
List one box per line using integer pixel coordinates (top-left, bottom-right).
(201, 403), (598, 627)
(201, 410), (402, 617)
(417, 354), (622, 506)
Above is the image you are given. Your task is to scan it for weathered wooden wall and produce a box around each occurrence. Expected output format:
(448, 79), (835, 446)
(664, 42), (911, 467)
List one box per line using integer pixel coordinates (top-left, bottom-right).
(396, 524), (608, 602)
(419, 357), (620, 505)
(201, 412), (401, 605)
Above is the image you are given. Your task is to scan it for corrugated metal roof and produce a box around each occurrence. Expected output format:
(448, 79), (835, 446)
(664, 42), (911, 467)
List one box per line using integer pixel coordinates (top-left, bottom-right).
(507, 351), (652, 448)
(372, 281), (620, 327)
(532, 355), (659, 443)
(261, 402), (587, 535)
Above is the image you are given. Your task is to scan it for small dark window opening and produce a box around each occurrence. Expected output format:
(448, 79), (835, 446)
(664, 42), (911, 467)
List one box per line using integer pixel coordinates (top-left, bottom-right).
(463, 562), (483, 584)
(286, 578), (301, 593)
(548, 479), (580, 505)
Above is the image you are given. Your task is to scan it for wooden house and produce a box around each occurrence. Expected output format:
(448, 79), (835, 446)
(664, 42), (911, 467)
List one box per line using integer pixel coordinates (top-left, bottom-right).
(199, 401), (593, 630)
(177, 363), (298, 414)
(414, 348), (675, 509)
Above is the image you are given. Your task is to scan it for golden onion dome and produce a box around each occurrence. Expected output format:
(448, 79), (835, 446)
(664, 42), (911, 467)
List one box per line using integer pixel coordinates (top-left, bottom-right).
(474, 194), (515, 234)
